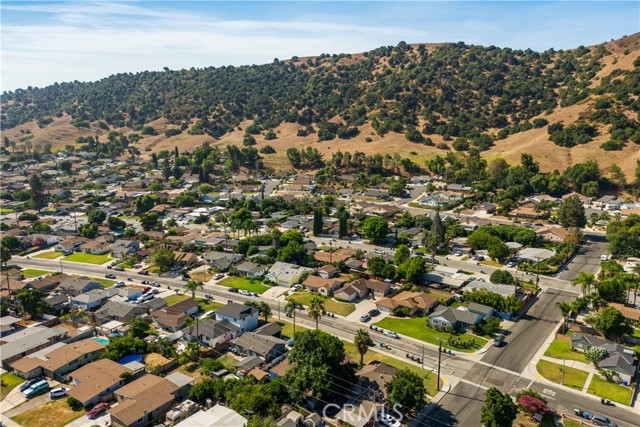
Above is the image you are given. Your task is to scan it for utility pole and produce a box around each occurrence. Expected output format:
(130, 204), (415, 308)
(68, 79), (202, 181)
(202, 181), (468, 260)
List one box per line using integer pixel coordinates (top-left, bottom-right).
(421, 344), (425, 370)
(561, 358), (565, 385)
(60, 257), (64, 274)
(437, 341), (442, 392)
(535, 256), (541, 286)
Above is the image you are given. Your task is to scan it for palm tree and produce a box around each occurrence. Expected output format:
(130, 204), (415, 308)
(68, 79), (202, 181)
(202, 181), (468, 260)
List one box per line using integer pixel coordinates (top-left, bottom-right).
(285, 300), (300, 335)
(354, 329), (371, 367)
(184, 280), (202, 298)
(571, 272), (596, 297)
(258, 301), (272, 323)
(557, 301), (572, 333)
(422, 231), (439, 265)
(308, 295), (326, 330)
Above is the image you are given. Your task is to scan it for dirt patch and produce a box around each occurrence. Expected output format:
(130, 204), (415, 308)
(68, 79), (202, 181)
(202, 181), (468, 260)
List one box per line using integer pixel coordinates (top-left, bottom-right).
(143, 352), (171, 368)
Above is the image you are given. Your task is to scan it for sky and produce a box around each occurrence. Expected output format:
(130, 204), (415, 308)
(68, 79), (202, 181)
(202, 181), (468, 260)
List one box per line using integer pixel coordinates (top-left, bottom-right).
(1, 1), (639, 91)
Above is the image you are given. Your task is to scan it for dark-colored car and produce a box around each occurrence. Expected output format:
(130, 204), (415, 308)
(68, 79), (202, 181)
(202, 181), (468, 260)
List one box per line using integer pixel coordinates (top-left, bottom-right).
(86, 402), (111, 419)
(105, 273), (116, 279)
(368, 309), (380, 317)
(138, 270), (149, 276)
(228, 287), (239, 293)
(19, 378), (42, 393)
(113, 266), (124, 271)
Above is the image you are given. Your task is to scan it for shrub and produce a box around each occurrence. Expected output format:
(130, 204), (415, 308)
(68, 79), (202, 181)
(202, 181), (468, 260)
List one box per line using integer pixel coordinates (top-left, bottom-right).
(67, 397), (83, 411)
(518, 395), (548, 414)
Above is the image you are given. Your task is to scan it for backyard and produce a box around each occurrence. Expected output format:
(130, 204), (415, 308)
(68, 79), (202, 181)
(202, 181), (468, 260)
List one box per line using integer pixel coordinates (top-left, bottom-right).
(197, 298), (224, 312)
(287, 292), (356, 317)
(33, 251), (63, 260)
(20, 269), (53, 279)
(63, 253), (111, 265)
(587, 374), (633, 405)
(11, 399), (86, 427)
(536, 360), (589, 390)
(543, 339), (588, 363)
(218, 276), (270, 294)
(373, 316), (488, 352)
(0, 372), (23, 400)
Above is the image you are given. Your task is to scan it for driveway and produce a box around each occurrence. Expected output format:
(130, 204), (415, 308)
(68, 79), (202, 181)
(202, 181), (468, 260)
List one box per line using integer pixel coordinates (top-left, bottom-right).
(344, 297), (389, 324)
(64, 405), (114, 427)
(3, 378), (64, 418)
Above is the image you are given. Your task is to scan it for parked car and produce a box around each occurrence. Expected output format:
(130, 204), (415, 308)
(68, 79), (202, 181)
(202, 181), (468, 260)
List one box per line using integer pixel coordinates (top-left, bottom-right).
(413, 251), (425, 257)
(105, 273), (116, 279)
(19, 378), (42, 393)
(506, 261), (516, 268)
(228, 287), (239, 293)
(291, 284), (301, 291)
(114, 281), (125, 288)
(138, 270), (149, 275)
(49, 387), (67, 399)
(493, 334), (505, 347)
(214, 274), (224, 280)
(379, 411), (401, 427)
(126, 277), (133, 281)
(454, 252), (462, 256)
(113, 266), (124, 271)
(106, 265), (112, 269)
(150, 281), (160, 287)
(86, 402), (111, 419)
(239, 290), (251, 296)
(383, 330), (399, 339)
(199, 310), (215, 319)
(360, 314), (371, 322)
(591, 414), (617, 427)
(368, 309), (380, 317)
(142, 286), (152, 294)
(373, 249), (385, 254)
(23, 380), (49, 398)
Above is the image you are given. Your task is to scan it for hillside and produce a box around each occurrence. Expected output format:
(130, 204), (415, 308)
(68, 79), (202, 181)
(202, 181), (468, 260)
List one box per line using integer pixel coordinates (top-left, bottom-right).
(2, 34), (640, 175)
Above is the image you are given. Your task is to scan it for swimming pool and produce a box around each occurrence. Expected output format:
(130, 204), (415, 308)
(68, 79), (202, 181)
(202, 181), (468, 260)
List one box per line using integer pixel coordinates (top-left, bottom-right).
(93, 337), (109, 345)
(119, 354), (143, 365)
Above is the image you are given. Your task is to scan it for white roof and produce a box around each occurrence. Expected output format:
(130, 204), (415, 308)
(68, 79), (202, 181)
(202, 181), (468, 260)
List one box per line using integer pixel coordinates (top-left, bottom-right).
(174, 405), (247, 427)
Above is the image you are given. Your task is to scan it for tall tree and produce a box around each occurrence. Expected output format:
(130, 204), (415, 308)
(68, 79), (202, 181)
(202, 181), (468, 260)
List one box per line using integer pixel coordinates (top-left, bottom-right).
(151, 248), (175, 273)
(422, 231), (439, 265)
(258, 301), (272, 322)
(556, 301), (573, 333)
(354, 329), (371, 367)
(338, 210), (348, 238)
(285, 300), (300, 335)
(162, 155), (171, 180)
(362, 216), (388, 244)
(313, 208), (323, 236)
(585, 306), (631, 339)
(481, 387), (518, 427)
(28, 173), (47, 212)
(308, 295), (326, 330)
(431, 211), (445, 244)
(572, 272), (596, 297)
(556, 195), (586, 228)
(184, 280), (202, 298)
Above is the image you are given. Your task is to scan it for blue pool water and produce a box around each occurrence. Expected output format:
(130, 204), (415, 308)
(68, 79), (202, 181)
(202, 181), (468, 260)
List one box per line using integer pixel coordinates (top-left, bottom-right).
(119, 354), (143, 365)
(93, 337), (109, 345)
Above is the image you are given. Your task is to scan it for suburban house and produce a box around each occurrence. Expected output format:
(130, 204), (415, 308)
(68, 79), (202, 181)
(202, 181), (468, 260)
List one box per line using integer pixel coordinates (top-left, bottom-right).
(108, 375), (183, 427)
(334, 280), (370, 302)
(428, 306), (482, 331)
(536, 226), (570, 243)
(58, 278), (102, 296)
(80, 240), (111, 255)
(182, 318), (239, 348)
(24, 273), (71, 292)
(0, 326), (69, 368)
(234, 261), (267, 278)
(302, 275), (343, 296)
(10, 338), (106, 380)
(174, 405), (247, 427)
(317, 264), (338, 279)
(0, 316), (21, 337)
(215, 303), (259, 332)
(424, 265), (474, 289)
(204, 251), (243, 271)
(94, 300), (152, 324)
(266, 262), (315, 287)
(54, 237), (87, 253)
(111, 240), (141, 258)
(67, 358), (132, 407)
(71, 288), (117, 310)
(231, 332), (287, 362)
(348, 278), (394, 298)
(151, 298), (199, 332)
(376, 291), (439, 316)
(571, 334), (639, 384)
(173, 251), (199, 267)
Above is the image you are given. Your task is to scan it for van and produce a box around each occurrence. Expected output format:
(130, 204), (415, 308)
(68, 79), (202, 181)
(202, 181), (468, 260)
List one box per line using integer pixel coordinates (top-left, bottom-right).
(23, 380), (49, 398)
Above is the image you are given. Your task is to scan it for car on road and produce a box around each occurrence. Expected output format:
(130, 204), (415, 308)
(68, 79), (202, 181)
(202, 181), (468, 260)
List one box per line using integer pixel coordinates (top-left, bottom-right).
(126, 277), (133, 281)
(591, 414), (617, 427)
(360, 314), (371, 322)
(49, 387), (67, 399)
(506, 261), (516, 268)
(368, 309), (380, 317)
(138, 270), (149, 275)
(150, 281), (161, 287)
(383, 330), (399, 339)
(114, 281), (125, 288)
(454, 251), (462, 256)
(373, 249), (385, 254)
(493, 334), (505, 347)
(228, 287), (239, 293)
(214, 273), (224, 280)
(379, 411), (401, 427)
(105, 273), (116, 279)
(239, 290), (252, 296)
(113, 266), (124, 271)
(413, 251), (425, 257)
(87, 402), (111, 419)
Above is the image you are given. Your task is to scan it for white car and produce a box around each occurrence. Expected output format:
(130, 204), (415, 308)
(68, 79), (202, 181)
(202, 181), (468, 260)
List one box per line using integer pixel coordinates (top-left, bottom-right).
(199, 310), (215, 319)
(600, 254), (609, 261)
(239, 290), (252, 296)
(114, 281), (125, 288)
(49, 387), (67, 399)
(383, 330), (399, 339)
(290, 285), (301, 291)
(373, 249), (385, 254)
(379, 412), (401, 427)
(214, 274), (224, 280)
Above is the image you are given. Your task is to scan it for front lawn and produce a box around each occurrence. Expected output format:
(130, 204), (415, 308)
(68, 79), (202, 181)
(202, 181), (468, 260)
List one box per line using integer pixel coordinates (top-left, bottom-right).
(33, 251), (63, 259)
(218, 276), (270, 294)
(70, 275), (116, 288)
(0, 372), (23, 400)
(536, 360), (588, 390)
(197, 298), (224, 312)
(164, 294), (190, 305)
(563, 420), (583, 427)
(63, 253), (111, 265)
(0, 208), (14, 214)
(543, 339), (588, 363)
(287, 292), (356, 317)
(190, 269), (214, 282)
(587, 374), (633, 405)
(373, 316), (487, 352)
(20, 269), (53, 279)
(480, 259), (503, 267)
(12, 399), (86, 427)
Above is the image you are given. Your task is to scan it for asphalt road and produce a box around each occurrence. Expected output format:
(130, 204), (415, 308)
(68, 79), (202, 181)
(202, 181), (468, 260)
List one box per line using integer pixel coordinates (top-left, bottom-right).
(557, 232), (608, 282)
(480, 289), (574, 373)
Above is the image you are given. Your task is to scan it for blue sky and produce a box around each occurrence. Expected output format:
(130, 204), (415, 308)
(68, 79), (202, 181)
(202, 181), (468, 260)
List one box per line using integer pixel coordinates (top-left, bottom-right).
(1, 1), (638, 90)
